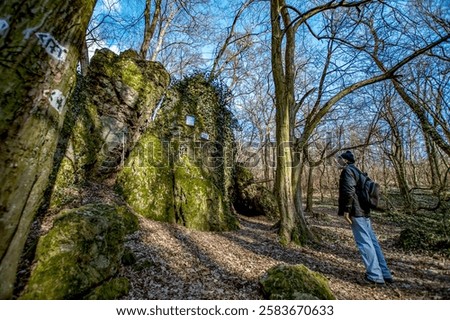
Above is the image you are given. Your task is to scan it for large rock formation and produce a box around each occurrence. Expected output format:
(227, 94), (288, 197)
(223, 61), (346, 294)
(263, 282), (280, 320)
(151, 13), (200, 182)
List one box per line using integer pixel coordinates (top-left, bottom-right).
(88, 49), (170, 175)
(117, 74), (238, 231)
(49, 49), (170, 209)
(0, 0), (97, 299)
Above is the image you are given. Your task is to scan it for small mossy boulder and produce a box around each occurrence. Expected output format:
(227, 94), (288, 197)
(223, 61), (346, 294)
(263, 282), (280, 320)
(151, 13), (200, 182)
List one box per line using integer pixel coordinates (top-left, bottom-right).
(260, 264), (336, 300)
(21, 204), (135, 299)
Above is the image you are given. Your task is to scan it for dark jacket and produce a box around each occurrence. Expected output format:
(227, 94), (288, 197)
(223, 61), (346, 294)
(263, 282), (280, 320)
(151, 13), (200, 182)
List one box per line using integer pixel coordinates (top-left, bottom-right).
(338, 164), (369, 217)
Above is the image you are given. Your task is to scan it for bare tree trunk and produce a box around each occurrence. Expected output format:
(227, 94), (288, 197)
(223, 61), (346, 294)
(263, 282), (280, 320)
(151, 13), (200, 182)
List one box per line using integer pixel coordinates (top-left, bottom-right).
(305, 164), (314, 214)
(383, 101), (417, 213)
(0, 0), (97, 299)
(264, 131), (272, 189)
(274, 116), (300, 244)
(424, 135), (442, 194)
(270, 0), (378, 244)
(293, 152), (315, 242)
(271, 0), (299, 244)
(140, 0), (162, 60)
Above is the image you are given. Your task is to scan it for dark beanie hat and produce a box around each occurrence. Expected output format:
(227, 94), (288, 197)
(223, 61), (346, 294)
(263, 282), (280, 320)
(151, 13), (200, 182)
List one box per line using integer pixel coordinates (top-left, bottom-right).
(340, 151), (355, 163)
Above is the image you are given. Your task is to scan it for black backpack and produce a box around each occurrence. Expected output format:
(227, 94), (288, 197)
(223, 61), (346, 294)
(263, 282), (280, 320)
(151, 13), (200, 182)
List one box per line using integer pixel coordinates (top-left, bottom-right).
(349, 166), (380, 210)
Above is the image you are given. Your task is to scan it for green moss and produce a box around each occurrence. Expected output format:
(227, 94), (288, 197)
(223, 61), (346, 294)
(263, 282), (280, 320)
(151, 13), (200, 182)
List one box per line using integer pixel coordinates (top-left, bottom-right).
(118, 60), (144, 89)
(116, 206), (139, 233)
(235, 165), (254, 188)
(49, 157), (79, 208)
(84, 277), (130, 300)
(174, 155), (229, 231)
(89, 49), (117, 79)
(117, 133), (175, 222)
(49, 91), (103, 210)
(50, 48), (170, 197)
(89, 49), (169, 116)
(21, 204), (130, 300)
(260, 264), (336, 300)
(117, 74), (238, 231)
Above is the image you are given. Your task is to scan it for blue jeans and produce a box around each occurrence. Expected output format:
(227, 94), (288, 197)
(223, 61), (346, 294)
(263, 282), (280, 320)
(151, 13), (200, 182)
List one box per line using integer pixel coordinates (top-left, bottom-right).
(351, 217), (392, 283)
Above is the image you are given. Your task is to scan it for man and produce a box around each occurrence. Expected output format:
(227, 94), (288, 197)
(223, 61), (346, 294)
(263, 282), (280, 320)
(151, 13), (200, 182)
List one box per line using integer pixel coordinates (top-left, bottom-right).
(337, 150), (393, 285)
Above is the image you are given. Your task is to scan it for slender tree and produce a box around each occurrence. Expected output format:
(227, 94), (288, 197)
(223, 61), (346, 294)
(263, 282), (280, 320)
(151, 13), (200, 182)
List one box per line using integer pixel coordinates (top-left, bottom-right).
(140, 0), (163, 59)
(380, 93), (417, 213)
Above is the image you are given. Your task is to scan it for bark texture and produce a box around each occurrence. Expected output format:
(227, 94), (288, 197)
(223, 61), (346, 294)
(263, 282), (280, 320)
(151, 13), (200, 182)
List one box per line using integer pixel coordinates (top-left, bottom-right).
(0, 0), (97, 299)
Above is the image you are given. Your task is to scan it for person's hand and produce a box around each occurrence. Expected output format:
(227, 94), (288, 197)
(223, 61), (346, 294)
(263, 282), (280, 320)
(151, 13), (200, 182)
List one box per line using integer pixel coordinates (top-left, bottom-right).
(344, 212), (352, 225)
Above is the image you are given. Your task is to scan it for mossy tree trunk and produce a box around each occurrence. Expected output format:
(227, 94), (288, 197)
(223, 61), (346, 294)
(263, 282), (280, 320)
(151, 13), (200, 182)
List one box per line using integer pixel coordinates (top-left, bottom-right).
(0, 0), (97, 299)
(271, 1), (296, 243)
(271, 0), (312, 245)
(305, 164), (314, 214)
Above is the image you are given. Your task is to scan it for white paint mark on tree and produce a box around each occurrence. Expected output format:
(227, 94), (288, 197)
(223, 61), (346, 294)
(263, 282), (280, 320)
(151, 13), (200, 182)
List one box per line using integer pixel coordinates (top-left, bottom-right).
(186, 115), (195, 126)
(35, 33), (68, 62)
(200, 132), (209, 140)
(44, 89), (66, 113)
(0, 19), (9, 37)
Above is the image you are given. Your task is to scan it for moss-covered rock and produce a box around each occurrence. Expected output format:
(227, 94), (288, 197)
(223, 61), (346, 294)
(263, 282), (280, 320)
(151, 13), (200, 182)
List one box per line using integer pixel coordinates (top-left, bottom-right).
(234, 165), (279, 220)
(174, 155), (231, 231)
(88, 49), (170, 176)
(260, 264), (336, 300)
(49, 49), (170, 211)
(48, 77), (103, 209)
(117, 74), (238, 231)
(21, 204), (135, 299)
(116, 132), (175, 222)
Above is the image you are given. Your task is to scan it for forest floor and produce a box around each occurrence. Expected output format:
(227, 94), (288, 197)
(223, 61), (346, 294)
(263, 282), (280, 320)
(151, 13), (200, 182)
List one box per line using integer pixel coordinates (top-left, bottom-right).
(120, 205), (450, 300)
